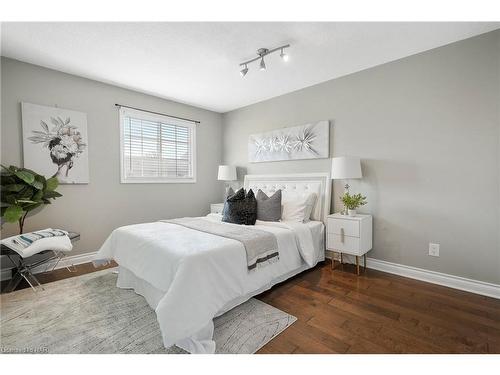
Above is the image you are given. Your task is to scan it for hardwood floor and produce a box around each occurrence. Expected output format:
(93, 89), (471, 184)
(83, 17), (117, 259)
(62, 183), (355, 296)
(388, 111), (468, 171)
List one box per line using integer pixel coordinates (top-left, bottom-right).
(256, 261), (500, 354)
(2, 260), (499, 353)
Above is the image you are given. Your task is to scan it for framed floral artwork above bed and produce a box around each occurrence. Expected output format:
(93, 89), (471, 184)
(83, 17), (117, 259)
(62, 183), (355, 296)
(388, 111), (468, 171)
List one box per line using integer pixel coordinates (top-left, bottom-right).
(21, 102), (89, 184)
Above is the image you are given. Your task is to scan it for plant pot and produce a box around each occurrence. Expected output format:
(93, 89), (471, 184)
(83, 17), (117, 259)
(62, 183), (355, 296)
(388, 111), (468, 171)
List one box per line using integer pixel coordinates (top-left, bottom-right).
(348, 209), (357, 217)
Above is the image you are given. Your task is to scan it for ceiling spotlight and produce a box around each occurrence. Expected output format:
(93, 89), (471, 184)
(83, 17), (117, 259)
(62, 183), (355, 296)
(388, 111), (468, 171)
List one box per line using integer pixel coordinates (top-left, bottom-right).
(259, 57), (266, 71)
(240, 64), (248, 77)
(238, 44), (290, 78)
(280, 48), (289, 62)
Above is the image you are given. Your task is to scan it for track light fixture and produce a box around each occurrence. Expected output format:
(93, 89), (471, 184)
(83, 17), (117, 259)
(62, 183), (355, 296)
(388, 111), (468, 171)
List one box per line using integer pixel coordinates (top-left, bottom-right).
(240, 64), (248, 77)
(239, 44), (290, 77)
(280, 48), (289, 62)
(259, 57), (266, 71)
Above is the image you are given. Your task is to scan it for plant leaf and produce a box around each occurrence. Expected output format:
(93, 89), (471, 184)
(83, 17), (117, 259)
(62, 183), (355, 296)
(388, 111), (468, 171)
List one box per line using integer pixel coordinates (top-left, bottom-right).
(1, 174), (16, 186)
(31, 130), (50, 135)
(13, 170), (35, 184)
(3, 184), (25, 192)
(4, 205), (23, 222)
(28, 136), (48, 144)
(23, 202), (43, 212)
(40, 120), (49, 132)
(1, 166), (62, 220)
(51, 117), (63, 133)
(32, 189), (44, 201)
(17, 186), (34, 199)
(46, 177), (59, 191)
(1, 164), (12, 174)
(3, 194), (17, 205)
(43, 191), (62, 199)
(30, 179), (44, 190)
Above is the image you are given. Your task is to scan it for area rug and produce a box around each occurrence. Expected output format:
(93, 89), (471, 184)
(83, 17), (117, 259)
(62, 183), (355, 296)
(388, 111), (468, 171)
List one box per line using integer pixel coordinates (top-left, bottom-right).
(0, 268), (296, 354)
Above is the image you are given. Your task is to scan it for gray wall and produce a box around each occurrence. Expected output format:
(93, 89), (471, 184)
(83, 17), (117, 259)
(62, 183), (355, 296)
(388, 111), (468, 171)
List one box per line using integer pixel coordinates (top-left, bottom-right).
(222, 31), (500, 284)
(1, 57), (223, 257)
(2, 31), (499, 284)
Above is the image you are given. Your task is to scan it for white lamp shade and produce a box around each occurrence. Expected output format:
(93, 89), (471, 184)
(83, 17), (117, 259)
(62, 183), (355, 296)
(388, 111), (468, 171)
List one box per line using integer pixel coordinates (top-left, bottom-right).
(217, 165), (237, 181)
(331, 156), (362, 180)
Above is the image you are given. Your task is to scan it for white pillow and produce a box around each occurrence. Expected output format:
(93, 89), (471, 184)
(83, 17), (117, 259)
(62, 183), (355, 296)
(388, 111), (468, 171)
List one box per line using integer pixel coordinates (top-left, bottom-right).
(281, 192), (317, 223)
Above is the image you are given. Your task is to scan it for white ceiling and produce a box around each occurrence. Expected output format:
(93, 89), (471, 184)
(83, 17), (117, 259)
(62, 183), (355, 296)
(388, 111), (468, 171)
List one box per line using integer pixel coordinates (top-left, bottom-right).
(1, 22), (498, 113)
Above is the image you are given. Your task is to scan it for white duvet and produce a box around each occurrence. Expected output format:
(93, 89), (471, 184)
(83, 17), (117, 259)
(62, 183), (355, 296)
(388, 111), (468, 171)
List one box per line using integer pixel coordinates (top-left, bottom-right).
(94, 214), (324, 353)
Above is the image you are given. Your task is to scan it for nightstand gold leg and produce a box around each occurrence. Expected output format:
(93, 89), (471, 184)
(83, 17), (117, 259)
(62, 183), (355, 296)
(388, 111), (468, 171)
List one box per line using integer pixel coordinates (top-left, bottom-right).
(356, 256), (360, 275)
(364, 254), (367, 271)
(332, 252), (342, 270)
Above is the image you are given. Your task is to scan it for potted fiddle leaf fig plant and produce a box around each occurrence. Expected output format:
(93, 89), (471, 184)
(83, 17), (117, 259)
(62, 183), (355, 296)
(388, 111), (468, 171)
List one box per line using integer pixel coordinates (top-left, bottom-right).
(340, 192), (367, 217)
(1, 165), (62, 234)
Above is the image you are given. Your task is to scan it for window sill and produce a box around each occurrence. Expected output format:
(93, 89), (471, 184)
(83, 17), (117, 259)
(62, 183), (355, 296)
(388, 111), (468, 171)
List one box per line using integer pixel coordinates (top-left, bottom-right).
(121, 178), (197, 184)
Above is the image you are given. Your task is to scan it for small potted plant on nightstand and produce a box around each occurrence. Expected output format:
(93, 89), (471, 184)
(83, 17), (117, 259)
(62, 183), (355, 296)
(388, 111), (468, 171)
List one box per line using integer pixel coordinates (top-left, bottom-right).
(341, 192), (367, 217)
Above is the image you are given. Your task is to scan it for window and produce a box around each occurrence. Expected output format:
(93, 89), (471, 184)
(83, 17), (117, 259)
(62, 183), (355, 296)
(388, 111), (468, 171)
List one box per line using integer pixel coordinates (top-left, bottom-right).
(119, 107), (196, 183)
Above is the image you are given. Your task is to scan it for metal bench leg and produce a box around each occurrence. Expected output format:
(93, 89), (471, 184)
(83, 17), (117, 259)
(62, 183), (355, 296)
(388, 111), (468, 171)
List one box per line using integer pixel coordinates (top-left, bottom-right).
(4, 270), (23, 293)
(51, 251), (76, 273)
(13, 264), (44, 292)
(21, 272), (38, 292)
(24, 270), (44, 291)
(66, 263), (77, 272)
(7, 264), (45, 293)
(3, 249), (70, 293)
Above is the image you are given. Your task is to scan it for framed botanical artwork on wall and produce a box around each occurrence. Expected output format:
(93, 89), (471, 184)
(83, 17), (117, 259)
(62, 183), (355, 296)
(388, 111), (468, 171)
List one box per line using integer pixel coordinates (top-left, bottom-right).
(21, 102), (89, 184)
(248, 120), (330, 163)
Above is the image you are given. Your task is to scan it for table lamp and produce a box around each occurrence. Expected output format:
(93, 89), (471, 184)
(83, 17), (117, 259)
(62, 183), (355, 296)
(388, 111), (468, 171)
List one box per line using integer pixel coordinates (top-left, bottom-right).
(218, 165), (237, 198)
(331, 156), (362, 214)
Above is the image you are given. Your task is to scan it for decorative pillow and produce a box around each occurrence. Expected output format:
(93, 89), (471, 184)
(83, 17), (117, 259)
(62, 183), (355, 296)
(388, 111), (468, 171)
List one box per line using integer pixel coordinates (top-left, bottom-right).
(281, 192), (317, 223)
(225, 186), (235, 199)
(302, 193), (317, 223)
(256, 189), (282, 222)
(222, 188), (257, 225)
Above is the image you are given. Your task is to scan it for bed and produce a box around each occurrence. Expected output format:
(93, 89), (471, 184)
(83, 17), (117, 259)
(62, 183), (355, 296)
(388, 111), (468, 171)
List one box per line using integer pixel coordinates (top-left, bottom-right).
(94, 173), (331, 353)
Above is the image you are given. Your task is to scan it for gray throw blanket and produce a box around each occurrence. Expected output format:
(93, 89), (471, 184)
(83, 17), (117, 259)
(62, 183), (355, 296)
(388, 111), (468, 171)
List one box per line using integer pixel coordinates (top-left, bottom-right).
(162, 218), (279, 270)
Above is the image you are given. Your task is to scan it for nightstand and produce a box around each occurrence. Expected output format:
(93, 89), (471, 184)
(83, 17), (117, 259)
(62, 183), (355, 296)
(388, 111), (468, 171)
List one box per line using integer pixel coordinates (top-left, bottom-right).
(326, 213), (372, 275)
(210, 203), (224, 214)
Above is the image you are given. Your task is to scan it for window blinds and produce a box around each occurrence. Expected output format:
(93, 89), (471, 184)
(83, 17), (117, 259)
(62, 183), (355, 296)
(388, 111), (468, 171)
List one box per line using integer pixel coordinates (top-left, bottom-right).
(120, 108), (196, 182)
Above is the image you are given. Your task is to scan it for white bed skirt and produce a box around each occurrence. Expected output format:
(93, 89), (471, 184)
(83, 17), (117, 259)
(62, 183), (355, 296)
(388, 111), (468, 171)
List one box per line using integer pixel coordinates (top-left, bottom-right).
(115, 261), (317, 353)
(117, 266), (216, 353)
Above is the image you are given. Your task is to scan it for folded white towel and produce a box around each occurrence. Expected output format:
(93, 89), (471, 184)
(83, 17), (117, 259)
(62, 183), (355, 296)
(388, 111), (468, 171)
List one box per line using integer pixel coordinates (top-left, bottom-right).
(1, 229), (73, 258)
(9, 228), (68, 249)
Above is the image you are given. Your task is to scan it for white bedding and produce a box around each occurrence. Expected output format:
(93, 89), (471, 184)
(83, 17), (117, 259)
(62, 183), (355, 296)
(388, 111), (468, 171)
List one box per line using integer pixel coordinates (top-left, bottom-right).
(94, 214), (324, 353)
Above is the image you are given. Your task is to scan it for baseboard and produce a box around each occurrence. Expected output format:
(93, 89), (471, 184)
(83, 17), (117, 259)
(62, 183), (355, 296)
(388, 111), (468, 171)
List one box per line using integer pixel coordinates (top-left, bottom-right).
(325, 251), (499, 299)
(0, 251), (97, 281)
(366, 257), (500, 299)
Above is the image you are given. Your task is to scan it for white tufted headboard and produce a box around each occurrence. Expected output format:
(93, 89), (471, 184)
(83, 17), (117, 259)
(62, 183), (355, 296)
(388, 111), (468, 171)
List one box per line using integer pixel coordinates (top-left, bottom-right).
(244, 173), (331, 223)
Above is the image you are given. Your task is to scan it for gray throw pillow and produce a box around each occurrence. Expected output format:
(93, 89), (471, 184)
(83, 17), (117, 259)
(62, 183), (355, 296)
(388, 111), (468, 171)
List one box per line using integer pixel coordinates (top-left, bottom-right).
(256, 189), (282, 222)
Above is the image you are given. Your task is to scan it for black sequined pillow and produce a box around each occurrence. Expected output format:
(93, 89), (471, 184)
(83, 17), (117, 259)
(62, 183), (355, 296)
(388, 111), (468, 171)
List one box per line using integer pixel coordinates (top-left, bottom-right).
(222, 188), (257, 225)
(225, 186), (235, 199)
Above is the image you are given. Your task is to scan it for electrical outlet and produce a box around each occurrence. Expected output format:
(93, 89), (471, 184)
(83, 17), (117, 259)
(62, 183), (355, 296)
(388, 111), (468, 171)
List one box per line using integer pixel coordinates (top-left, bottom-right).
(429, 243), (440, 257)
